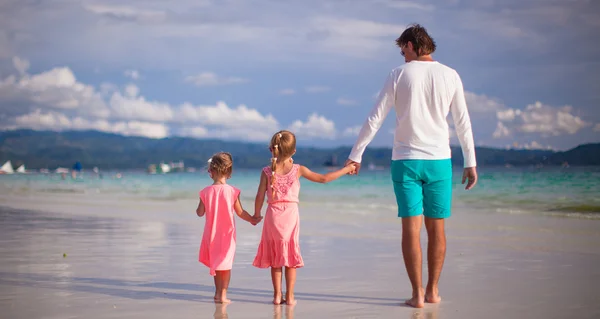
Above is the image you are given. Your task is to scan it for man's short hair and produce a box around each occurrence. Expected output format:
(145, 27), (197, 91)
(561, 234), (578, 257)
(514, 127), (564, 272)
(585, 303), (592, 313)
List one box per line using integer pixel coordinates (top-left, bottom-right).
(396, 24), (437, 56)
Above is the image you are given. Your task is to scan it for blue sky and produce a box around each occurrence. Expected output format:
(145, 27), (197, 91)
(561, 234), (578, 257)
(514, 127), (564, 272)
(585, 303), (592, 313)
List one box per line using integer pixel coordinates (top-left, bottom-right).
(0, 0), (599, 150)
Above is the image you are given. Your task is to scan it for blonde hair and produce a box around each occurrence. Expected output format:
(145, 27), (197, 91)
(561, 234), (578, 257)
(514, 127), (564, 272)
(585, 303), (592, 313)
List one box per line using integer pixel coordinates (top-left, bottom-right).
(269, 130), (296, 198)
(208, 152), (233, 178)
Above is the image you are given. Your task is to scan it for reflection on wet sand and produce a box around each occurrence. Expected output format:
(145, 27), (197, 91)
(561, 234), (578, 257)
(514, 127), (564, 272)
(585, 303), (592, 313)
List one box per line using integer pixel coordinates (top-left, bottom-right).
(410, 304), (439, 319)
(273, 304), (294, 319)
(214, 303), (229, 319)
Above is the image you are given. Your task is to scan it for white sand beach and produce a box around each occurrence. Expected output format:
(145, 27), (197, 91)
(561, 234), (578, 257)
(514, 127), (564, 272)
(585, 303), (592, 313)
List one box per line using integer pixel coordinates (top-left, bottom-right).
(1, 193), (599, 319)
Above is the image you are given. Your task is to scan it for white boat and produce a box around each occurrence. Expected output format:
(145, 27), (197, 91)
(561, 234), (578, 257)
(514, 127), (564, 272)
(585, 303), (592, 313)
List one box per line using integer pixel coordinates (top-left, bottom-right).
(39, 168), (50, 174)
(0, 161), (14, 174)
(159, 162), (171, 174)
(55, 167), (69, 174)
(16, 164), (26, 173)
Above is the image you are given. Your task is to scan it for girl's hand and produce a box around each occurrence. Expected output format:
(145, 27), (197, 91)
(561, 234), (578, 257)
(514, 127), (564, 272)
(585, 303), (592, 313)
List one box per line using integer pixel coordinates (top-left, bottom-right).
(250, 215), (263, 226)
(345, 164), (357, 174)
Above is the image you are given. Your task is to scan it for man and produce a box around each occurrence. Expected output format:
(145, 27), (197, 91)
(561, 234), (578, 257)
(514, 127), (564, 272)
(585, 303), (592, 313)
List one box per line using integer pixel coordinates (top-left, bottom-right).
(345, 24), (478, 308)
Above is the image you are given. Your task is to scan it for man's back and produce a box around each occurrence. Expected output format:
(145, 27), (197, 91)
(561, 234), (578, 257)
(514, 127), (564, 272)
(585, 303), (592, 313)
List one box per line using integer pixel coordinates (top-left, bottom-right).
(348, 60), (475, 168)
(391, 61), (462, 161)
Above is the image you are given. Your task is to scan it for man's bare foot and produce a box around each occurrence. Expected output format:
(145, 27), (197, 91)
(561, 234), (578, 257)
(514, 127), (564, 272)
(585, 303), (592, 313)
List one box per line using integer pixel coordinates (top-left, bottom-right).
(425, 287), (442, 303)
(405, 288), (425, 308)
(273, 291), (284, 305)
(214, 298), (231, 304)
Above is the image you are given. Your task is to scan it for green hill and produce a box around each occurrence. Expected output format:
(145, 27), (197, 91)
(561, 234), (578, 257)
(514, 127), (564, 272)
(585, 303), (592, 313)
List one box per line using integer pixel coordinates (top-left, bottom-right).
(0, 130), (598, 169)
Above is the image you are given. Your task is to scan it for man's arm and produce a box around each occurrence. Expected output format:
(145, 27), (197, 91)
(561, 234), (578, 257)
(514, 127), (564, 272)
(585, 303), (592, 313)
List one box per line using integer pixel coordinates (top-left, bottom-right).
(347, 71), (396, 167)
(450, 72), (478, 189)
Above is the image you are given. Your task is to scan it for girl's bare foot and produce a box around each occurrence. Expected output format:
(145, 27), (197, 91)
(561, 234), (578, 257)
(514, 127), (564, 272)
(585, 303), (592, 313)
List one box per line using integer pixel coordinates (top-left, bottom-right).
(285, 292), (296, 306)
(405, 288), (425, 308)
(273, 291), (284, 305)
(425, 286), (442, 303)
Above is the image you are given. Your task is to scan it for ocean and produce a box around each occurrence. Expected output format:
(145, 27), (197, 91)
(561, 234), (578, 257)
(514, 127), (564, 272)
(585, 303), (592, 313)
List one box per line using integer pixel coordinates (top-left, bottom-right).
(1, 166), (599, 220)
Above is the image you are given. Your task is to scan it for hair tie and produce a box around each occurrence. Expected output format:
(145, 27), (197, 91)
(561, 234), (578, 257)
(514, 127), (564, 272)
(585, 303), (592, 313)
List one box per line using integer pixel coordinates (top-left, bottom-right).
(272, 157), (277, 161)
(273, 145), (278, 149)
(278, 133), (282, 138)
(272, 171), (275, 176)
(207, 158), (212, 163)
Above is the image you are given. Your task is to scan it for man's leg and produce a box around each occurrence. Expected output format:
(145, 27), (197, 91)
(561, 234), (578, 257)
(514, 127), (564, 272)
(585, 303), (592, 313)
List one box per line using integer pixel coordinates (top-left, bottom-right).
(391, 160), (425, 308)
(402, 215), (425, 308)
(424, 217), (445, 303)
(422, 159), (452, 304)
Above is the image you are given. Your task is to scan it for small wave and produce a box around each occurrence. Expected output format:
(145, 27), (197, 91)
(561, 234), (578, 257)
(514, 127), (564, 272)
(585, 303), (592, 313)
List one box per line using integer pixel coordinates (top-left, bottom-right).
(547, 205), (600, 214)
(39, 188), (86, 194)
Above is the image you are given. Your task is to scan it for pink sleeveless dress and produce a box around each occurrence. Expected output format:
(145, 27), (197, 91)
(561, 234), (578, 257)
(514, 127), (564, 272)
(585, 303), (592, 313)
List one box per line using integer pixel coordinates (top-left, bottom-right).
(253, 164), (304, 268)
(199, 184), (241, 276)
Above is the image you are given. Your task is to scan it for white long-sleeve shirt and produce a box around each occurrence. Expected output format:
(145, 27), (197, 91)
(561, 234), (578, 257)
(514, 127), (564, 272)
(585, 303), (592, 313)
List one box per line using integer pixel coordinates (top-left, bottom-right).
(348, 61), (477, 168)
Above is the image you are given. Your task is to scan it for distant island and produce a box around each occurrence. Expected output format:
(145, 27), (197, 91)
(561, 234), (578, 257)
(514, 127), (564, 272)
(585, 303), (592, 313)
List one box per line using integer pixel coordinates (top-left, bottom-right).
(1, 130), (599, 170)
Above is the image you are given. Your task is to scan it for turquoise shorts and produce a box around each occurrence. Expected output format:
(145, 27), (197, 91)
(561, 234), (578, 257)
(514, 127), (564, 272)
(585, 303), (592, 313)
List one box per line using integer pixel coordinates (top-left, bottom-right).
(391, 159), (453, 219)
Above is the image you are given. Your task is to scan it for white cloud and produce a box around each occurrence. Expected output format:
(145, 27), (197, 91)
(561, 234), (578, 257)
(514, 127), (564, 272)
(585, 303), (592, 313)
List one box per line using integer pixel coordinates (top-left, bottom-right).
(4, 109), (169, 139)
(178, 126), (209, 138)
(336, 97), (358, 106)
(343, 125), (361, 137)
(124, 69), (140, 80)
(108, 88), (174, 122)
(495, 102), (589, 137)
(84, 4), (167, 23)
(0, 59), (110, 118)
(593, 123), (600, 132)
(279, 88), (296, 95)
(0, 57), (278, 142)
(377, 0), (435, 11)
(509, 141), (554, 151)
(305, 86), (331, 93)
(12, 56), (29, 76)
(465, 91), (505, 113)
(185, 72), (248, 87)
(492, 122), (511, 138)
(307, 17), (406, 57)
(288, 113), (336, 139)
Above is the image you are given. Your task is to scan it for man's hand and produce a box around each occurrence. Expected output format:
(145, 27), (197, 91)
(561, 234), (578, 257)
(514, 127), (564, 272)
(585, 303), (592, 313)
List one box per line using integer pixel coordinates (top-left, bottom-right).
(344, 159), (361, 175)
(462, 167), (478, 190)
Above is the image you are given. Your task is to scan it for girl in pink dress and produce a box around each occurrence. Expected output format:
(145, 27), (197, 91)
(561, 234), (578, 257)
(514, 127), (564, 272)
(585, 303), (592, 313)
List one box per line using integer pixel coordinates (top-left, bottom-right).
(253, 130), (356, 305)
(196, 152), (261, 304)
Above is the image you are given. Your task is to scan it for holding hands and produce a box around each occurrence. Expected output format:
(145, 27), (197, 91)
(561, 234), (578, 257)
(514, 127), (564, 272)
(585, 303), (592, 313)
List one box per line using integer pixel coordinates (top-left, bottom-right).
(250, 215), (263, 226)
(344, 159), (361, 175)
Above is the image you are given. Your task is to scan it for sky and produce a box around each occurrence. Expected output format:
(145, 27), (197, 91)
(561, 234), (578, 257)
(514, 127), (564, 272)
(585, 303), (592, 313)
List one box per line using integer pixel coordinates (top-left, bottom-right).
(0, 0), (599, 150)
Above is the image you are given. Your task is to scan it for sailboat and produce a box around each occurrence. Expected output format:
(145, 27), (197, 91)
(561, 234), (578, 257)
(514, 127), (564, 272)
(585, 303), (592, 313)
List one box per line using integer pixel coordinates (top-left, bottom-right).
(16, 164), (26, 173)
(0, 161), (14, 174)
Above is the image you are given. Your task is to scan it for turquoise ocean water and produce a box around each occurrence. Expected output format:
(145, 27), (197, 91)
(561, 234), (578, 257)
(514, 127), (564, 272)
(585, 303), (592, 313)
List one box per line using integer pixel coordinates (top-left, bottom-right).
(1, 166), (599, 219)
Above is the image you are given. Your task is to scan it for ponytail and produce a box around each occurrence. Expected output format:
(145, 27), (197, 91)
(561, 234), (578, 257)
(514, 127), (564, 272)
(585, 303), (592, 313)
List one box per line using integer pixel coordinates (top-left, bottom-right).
(270, 132), (282, 199)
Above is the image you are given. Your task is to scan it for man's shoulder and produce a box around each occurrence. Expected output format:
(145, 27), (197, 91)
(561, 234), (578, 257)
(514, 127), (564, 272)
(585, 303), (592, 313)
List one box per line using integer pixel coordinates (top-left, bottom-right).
(433, 62), (460, 76)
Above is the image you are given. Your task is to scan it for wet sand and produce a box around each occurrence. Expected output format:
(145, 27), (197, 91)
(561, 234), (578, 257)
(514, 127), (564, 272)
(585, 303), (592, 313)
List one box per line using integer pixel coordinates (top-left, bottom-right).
(0, 198), (599, 319)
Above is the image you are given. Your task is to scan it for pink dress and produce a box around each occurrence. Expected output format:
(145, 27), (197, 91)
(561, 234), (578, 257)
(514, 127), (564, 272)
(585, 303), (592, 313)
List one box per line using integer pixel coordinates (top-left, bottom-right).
(253, 164), (304, 268)
(199, 184), (241, 276)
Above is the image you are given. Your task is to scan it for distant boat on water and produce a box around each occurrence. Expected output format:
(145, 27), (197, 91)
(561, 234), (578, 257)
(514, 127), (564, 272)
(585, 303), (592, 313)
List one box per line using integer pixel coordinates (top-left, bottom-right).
(16, 164), (26, 173)
(0, 161), (14, 174)
(159, 162), (171, 174)
(55, 167), (69, 174)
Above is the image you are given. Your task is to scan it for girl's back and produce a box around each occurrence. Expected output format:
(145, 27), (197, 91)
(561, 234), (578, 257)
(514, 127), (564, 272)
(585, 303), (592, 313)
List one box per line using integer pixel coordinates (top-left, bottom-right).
(263, 164), (300, 204)
(199, 184), (240, 275)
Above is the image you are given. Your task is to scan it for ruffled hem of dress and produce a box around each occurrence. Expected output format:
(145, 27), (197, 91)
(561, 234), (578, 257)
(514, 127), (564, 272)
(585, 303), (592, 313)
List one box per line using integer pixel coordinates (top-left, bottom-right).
(252, 240), (304, 268)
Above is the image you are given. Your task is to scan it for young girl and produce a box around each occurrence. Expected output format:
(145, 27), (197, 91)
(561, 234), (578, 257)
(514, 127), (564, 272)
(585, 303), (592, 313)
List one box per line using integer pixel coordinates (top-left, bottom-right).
(252, 130), (356, 305)
(196, 152), (261, 304)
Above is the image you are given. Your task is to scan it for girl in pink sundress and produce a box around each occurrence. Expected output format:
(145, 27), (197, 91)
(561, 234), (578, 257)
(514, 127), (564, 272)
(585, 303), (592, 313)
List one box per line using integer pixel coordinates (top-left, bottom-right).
(252, 130), (356, 305)
(196, 152), (262, 304)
